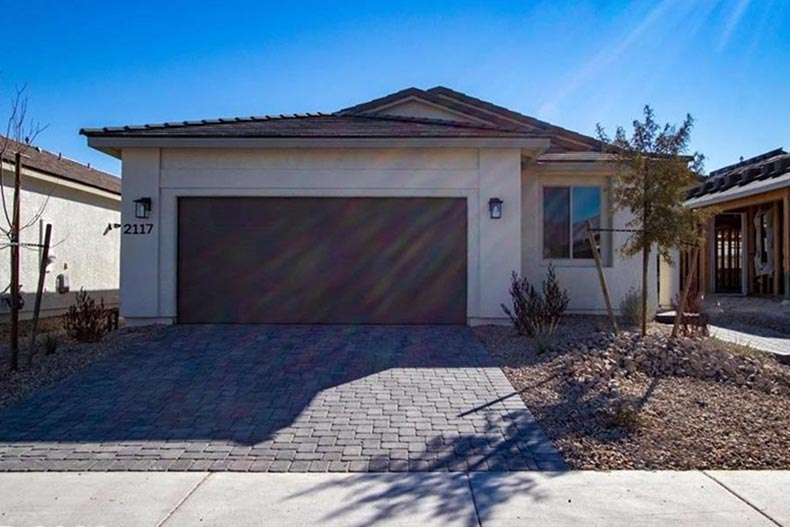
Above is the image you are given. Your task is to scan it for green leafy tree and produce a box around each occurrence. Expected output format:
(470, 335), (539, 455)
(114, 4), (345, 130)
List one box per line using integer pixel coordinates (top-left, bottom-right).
(596, 106), (708, 336)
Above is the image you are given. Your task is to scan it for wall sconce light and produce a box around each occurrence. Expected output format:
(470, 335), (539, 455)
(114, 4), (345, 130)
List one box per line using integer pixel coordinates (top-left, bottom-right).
(134, 197), (152, 219)
(488, 198), (503, 219)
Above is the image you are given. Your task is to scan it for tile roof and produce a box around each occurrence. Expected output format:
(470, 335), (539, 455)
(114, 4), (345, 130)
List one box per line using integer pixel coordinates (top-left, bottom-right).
(686, 148), (790, 201)
(425, 86), (603, 153)
(80, 86), (600, 152)
(80, 112), (540, 139)
(1, 135), (120, 195)
(337, 86), (602, 153)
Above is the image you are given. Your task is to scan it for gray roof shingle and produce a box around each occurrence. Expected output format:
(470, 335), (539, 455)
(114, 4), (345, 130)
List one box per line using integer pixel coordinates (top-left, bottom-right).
(80, 113), (540, 139)
(1, 135), (120, 195)
(425, 86), (603, 153)
(80, 87), (605, 151)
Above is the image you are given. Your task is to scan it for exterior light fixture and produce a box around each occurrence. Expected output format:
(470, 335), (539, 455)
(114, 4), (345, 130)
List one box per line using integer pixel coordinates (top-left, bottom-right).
(488, 198), (503, 219)
(134, 197), (152, 219)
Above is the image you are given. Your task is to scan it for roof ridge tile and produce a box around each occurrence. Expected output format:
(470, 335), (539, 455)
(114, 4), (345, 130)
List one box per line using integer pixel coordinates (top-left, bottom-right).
(86, 111), (344, 134)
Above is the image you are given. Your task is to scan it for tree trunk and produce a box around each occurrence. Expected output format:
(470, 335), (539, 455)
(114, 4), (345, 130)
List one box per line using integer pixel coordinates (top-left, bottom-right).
(9, 152), (21, 371)
(641, 244), (649, 337)
(640, 170), (649, 337)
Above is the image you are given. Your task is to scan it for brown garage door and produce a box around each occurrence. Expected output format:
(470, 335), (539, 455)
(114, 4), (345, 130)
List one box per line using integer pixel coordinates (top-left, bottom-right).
(177, 197), (467, 324)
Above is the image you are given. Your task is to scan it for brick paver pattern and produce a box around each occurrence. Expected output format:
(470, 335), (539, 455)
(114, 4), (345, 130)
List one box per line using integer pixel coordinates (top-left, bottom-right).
(0, 325), (565, 472)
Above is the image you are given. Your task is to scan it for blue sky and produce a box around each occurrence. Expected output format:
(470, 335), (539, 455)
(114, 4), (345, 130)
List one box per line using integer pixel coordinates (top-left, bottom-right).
(2, 0), (788, 176)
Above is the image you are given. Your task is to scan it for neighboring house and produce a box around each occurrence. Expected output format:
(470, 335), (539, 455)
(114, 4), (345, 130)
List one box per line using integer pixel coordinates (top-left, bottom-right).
(0, 136), (121, 320)
(680, 149), (789, 299)
(82, 86), (657, 326)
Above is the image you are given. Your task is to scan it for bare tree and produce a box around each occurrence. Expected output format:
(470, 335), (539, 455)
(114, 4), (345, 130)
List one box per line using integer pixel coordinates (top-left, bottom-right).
(0, 85), (48, 371)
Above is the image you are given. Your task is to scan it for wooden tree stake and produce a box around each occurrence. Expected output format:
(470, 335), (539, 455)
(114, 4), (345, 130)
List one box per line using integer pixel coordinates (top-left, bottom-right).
(27, 223), (52, 363)
(586, 221), (619, 333)
(672, 243), (701, 337)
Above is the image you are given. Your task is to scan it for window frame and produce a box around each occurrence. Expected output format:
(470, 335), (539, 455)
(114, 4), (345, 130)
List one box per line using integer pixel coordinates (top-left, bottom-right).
(539, 182), (610, 267)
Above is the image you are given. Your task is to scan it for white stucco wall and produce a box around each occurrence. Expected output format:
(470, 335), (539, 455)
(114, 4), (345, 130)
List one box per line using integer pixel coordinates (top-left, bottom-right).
(0, 169), (120, 319)
(659, 249), (681, 309)
(119, 147), (522, 325)
(119, 148), (159, 318)
(521, 168), (659, 314)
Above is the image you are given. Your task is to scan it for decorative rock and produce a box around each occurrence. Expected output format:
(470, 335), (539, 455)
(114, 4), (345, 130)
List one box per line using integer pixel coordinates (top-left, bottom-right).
(474, 318), (790, 471)
(558, 326), (788, 396)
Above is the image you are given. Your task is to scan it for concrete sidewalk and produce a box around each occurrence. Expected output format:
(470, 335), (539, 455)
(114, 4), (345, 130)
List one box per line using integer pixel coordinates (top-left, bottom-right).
(0, 471), (787, 526)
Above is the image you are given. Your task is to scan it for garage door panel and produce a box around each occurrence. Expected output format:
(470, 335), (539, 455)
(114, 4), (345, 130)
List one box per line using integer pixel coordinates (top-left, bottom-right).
(178, 197), (467, 324)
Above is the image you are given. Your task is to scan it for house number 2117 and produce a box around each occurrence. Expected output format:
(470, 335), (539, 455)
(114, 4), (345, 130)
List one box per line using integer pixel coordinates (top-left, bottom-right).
(123, 223), (154, 235)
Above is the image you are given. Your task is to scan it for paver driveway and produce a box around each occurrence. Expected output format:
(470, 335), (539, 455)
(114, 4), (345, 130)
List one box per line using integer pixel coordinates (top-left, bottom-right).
(0, 325), (564, 472)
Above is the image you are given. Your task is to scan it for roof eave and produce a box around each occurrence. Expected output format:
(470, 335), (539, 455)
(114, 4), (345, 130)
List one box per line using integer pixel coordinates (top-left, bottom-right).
(0, 159), (121, 197)
(86, 136), (551, 152)
(685, 173), (790, 209)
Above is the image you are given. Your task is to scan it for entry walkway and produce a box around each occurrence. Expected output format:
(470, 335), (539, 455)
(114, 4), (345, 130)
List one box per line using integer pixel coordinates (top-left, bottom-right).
(0, 471), (787, 526)
(710, 325), (790, 356)
(657, 310), (789, 356)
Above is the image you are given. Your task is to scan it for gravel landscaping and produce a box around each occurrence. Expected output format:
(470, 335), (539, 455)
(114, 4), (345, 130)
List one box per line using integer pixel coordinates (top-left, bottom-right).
(475, 316), (790, 470)
(4, 313), (788, 471)
(0, 324), (159, 409)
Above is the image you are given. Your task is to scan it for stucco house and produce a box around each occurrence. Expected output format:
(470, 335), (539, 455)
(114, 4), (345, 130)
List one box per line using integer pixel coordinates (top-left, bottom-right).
(0, 136), (121, 320)
(82, 86), (656, 326)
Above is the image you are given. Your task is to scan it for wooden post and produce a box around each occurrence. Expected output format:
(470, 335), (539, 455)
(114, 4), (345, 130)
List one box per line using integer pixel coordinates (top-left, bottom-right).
(784, 190), (790, 299)
(699, 217), (710, 295)
(746, 207), (755, 294)
(586, 221), (619, 333)
(9, 151), (21, 371)
(672, 243), (701, 337)
(773, 201), (781, 295)
(27, 223), (52, 363)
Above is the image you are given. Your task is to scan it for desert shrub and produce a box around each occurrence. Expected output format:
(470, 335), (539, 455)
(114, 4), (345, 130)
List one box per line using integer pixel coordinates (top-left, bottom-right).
(42, 333), (59, 355)
(502, 272), (536, 336)
(610, 402), (644, 431)
(501, 264), (570, 337)
(63, 289), (107, 343)
(619, 287), (655, 329)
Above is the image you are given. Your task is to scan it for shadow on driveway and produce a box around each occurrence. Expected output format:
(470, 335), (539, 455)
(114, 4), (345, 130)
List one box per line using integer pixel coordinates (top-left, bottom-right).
(0, 325), (564, 472)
